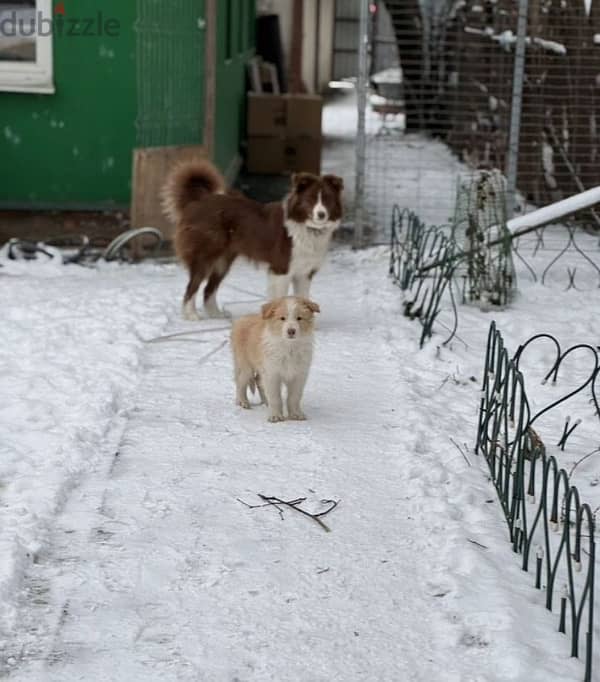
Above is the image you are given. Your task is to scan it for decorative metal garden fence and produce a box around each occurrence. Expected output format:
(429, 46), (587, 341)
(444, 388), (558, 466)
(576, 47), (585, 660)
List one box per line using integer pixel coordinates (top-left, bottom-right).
(389, 195), (600, 348)
(475, 321), (598, 682)
(389, 207), (459, 348)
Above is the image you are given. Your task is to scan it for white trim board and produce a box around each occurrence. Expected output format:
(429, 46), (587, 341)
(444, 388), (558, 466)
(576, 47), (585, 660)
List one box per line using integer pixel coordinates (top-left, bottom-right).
(0, 0), (54, 94)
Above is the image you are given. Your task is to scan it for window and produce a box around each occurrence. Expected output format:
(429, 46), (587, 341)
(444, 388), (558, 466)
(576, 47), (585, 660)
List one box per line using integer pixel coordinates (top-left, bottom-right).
(0, 0), (54, 93)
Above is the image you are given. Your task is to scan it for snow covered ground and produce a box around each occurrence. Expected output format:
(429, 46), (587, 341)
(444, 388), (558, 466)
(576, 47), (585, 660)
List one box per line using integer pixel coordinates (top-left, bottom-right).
(2, 89), (600, 680)
(1, 239), (598, 680)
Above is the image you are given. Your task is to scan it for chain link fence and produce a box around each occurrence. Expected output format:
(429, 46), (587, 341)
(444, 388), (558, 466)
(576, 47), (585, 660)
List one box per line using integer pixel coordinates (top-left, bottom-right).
(353, 0), (600, 246)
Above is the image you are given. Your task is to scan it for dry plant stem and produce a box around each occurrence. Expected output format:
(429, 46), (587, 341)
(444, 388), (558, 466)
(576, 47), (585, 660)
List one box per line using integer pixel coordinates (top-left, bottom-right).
(238, 495), (339, 532)
(237, 496), (306, 521)
(450, 436), (472, 467)
(567, 448), (600, 479)
(258, 495), (335, 532)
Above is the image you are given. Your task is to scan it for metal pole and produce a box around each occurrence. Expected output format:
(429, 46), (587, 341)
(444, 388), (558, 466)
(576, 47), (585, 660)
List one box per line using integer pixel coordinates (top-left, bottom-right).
(506, 0), (529, 219)
(314, 0), (321, 92)
(353, 0), (370, 249)
(203, 0), (217, 159)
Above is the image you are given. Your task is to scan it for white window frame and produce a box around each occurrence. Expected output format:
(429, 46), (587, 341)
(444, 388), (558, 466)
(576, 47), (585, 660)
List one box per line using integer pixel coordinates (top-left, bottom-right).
(0, 0), (54, 94)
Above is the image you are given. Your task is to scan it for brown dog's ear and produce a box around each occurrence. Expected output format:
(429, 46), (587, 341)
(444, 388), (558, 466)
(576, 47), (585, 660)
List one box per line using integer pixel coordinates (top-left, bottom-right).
(301, 299), (320, 314)
(261, 301), (277, 319)
(292, 172), (318, 193)
(322, 174), (344, 193)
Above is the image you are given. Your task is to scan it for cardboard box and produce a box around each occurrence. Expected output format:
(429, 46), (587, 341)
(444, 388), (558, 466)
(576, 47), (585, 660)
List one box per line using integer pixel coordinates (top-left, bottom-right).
(247, 94), (286, 136)
(247, 93), (323, 137)
(284, 136), (322, 175)
(246, 92), (323, 174)
(246, 136), (285, 174)
(285, 94), (323, 137)
(247, 135), (322, 175)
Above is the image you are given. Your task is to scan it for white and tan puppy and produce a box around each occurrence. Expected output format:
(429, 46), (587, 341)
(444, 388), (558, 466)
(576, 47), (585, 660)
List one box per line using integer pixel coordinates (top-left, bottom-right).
(231, 296), (320, 422)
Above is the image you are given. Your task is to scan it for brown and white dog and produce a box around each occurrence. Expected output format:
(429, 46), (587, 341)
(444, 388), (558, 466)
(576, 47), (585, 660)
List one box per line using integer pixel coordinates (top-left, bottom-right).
(230, 296), (320, 422)
(162, 159), (343, 320)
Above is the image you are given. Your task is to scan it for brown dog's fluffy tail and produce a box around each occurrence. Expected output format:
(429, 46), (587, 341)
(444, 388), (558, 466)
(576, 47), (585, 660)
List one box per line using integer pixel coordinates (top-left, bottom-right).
(161, 159), (226, 223)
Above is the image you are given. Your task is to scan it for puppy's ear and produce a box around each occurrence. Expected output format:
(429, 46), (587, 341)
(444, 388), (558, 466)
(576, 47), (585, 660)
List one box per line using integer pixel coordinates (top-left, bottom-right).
(322, 174), (344, 193)
(302, 299), (320, 314)
(261, 301), (277, 319)
(292, 172), (317, 193)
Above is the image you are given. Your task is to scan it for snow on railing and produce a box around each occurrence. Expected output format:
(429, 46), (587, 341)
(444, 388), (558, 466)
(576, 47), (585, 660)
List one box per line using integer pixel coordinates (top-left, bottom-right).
(464, 26), (567, 55)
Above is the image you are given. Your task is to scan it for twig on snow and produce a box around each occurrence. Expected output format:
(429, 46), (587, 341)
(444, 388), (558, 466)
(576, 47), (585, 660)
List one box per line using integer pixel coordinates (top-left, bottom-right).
(568, 447), (600, 479)
(467, 538), (488, 550)
(238, 494), (340, 532)
(258, 495), (338, 532)
(450, 437), (472, 467)
(436, 375), (451, 392)
(237, 496), (305, 521)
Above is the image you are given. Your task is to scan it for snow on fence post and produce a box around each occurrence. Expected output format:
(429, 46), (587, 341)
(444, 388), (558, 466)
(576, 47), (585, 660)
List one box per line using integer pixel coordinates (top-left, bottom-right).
(505, 0), (529, 219)
(353, 0), (370, 250)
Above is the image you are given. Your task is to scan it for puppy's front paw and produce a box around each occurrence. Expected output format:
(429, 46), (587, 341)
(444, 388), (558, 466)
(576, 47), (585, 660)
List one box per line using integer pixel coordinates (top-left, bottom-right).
(268, 414), (285, 423)
(237, 398), (251, 409)
(288, 411), (307, 421)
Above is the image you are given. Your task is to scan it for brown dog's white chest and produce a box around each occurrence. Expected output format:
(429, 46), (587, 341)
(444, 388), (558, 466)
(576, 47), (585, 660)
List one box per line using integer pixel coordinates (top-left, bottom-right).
(284, 219), (337, 276)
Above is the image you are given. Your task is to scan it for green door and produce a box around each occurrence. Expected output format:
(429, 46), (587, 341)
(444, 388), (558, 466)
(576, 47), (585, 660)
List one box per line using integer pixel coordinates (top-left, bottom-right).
(214, 0), (255, 176)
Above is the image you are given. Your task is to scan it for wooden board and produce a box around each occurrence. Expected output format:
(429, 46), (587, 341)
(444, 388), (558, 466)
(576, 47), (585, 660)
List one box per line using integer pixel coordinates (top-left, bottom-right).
(131, 144), (207, 239)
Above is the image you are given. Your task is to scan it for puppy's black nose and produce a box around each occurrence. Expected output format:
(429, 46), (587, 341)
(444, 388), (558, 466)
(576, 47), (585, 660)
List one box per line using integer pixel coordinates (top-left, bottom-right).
(317, 210), (326, 220)
(287, 328), (296, 337)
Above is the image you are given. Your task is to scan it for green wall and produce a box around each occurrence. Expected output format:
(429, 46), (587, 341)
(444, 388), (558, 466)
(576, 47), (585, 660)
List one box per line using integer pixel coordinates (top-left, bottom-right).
(0, 1), (137, 209)
(0, 0), (254, 210)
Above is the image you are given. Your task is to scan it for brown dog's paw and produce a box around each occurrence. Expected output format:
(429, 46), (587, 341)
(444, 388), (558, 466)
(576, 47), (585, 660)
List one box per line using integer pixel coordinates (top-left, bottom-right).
(288, 411), (307, 421)
(268, 414), (285, 423)
(237, 399), (251, 409)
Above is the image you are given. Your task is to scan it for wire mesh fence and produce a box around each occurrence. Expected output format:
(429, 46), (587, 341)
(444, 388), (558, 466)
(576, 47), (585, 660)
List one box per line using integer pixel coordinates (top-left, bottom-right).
(355, 0), (600, 245)
(446, 0), (600, 207)
(135, 0), (205, 148)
